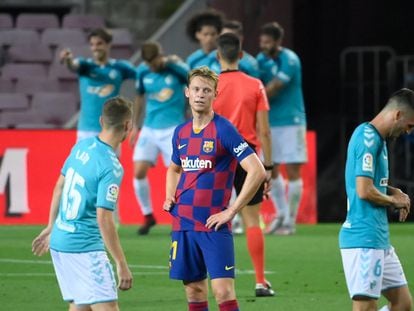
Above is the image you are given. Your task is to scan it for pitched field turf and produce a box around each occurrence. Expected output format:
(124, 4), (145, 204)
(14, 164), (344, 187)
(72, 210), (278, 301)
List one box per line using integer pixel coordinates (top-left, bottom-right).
(0, 224), (412, 310)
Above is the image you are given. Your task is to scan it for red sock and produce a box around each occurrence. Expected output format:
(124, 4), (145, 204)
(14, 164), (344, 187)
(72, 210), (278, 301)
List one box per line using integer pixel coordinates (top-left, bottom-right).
(219, 299), (239, 311)
(246, 226), (265, 284)
(188, 301), (208, 311)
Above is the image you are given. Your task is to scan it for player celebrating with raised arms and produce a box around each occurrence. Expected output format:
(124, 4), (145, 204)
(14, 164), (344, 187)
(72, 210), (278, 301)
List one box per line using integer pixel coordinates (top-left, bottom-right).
(163, 67), (266, 311)
(32, 97), (133, 311)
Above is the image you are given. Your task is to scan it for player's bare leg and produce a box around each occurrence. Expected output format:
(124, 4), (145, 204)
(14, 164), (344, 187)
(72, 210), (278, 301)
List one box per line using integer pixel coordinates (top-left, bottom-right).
(133, 160), (156, 235)
(382, 285), (412, 311)
(211, 278), (237, 305)
(184, 279), (209, 310)
(351, 296), (378, 311)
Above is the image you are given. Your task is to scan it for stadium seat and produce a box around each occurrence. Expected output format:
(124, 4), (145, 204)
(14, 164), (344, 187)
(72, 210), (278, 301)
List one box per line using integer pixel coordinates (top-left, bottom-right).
(16, 13), (59, 31)
(111, 47), (133, 59)
(0, 77), (15, 92)
(8, 44), (53, 64)
(0, 93), (29, 109)
(62, 14), (105, 30)
(2, 63), (48, 80)
(0, 14), (13, 29)
(0, 29), (40, 47)
(42, 28), (86, 48)
(16, 77), (60, 95)
(0, 110), (34, 128)
(31, 92), (78, 126)
(110, 28), (134, 47)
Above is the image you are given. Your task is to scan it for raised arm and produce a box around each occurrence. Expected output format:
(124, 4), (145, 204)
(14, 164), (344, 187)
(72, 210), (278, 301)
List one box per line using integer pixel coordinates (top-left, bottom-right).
(59, 48), (80, 72)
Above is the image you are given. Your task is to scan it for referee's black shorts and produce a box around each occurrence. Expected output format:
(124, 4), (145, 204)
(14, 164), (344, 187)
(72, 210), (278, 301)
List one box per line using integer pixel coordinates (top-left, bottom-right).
(233, 144), (264, 206)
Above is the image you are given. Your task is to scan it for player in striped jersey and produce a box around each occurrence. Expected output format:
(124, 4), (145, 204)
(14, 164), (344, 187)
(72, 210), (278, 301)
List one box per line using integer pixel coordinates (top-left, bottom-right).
(163, 67), (266, 311)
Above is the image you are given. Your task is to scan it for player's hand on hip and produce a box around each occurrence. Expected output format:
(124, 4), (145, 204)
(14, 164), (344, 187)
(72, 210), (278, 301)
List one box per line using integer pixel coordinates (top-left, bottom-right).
(206, 209), (235, 231)
(31, 228), (51, 256)
(163, 197), (175, 212)
(117, 263), (133, 291)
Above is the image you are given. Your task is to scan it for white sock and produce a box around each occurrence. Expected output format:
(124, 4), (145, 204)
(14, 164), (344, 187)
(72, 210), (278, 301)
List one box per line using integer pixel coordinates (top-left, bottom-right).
(378, 305), (390, 311)
(133, 178), (152, 216)
(287, 179), (303, 226)
(270, 175), (289, 222)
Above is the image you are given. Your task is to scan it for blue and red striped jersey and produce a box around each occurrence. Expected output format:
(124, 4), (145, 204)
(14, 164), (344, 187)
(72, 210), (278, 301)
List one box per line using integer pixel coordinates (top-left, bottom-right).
(170, 114), (254, 232)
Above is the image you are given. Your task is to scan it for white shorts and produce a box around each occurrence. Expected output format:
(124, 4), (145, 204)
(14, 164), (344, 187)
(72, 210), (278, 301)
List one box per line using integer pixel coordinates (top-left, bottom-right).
(271, 125), (307, 163)
(340, 247), (408, 299)
(133, 126), (175, 166)
(51, 250), (118, 305)
(77, 130), (99, 142)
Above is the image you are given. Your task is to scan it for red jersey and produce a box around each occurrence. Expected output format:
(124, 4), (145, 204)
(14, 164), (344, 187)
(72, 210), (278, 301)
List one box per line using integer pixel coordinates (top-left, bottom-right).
(213, 70), (269, 148)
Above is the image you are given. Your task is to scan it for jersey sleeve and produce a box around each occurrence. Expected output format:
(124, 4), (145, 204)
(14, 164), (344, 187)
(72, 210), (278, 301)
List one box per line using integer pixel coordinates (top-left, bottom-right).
(354, 133), (380, 179)
(76, 57), (91, 75)
(135, 64), (147, 95)
(96, 165), (123, 211)
(117, 60), (137, 80)
(219, 118), (254, 162)
(276, 52), (297, 84)
(170, 126), (181, 166)
(165, 59), (189, 84)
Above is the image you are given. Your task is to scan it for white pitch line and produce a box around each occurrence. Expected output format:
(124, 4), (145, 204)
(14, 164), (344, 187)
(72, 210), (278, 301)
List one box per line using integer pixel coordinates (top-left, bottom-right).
(0, 258), (275, 275)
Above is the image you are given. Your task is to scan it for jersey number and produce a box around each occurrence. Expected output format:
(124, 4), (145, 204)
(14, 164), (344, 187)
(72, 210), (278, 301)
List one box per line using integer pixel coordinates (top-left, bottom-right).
(61, 167), (85, 220)
(170, 241), (178, 260)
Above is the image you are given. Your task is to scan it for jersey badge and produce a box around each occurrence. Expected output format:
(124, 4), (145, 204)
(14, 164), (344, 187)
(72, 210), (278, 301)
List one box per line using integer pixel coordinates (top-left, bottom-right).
(106, 184), (119, 202)
(362, 153), (373, 172)
(202, 140), (214, 153)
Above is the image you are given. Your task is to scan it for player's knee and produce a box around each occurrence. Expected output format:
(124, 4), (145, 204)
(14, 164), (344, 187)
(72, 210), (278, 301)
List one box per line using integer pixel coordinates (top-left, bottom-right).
(212, 285), (235, 304)
(184, 282), (207, 301)
(392, 298), (412, 311)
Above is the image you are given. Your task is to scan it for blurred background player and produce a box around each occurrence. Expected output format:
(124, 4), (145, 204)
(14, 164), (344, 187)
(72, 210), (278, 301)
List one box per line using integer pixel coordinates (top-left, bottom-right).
(60, 28), (137, 142)
(163, 66), (266, 311)
(132, 41), (189, 235)
(32, 96), (134, 311)
(213, 33), (274, 297)
(257, 22), (307, 235)
(185, 9), (224, 71)
(339, 89), (414, 311)
(209, 20), (260, 78)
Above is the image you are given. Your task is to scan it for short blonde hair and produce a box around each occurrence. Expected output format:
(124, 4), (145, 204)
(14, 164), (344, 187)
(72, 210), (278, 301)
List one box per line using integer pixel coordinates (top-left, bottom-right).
(188, 66), (219, 91)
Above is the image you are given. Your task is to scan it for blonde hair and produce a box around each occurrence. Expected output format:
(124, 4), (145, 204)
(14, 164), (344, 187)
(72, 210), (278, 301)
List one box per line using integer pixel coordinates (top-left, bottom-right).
(188, 66), (219, 91)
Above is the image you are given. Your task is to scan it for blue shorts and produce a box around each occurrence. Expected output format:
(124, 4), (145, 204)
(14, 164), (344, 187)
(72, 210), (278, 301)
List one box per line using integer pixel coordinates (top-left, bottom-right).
(169, 231), (235, 281)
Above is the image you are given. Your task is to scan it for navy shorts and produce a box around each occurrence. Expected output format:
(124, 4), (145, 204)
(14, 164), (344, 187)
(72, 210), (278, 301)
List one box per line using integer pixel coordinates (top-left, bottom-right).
(169, 231), (235, 281)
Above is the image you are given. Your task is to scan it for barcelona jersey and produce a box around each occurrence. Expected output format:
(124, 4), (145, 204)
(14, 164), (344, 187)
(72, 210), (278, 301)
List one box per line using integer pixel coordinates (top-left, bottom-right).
(170, 114), (254, 232)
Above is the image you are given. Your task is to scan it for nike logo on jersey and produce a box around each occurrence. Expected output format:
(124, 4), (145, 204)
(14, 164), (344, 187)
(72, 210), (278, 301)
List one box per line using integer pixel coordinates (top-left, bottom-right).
(225, 265), (235, 271)
(178, 144), (187, 150)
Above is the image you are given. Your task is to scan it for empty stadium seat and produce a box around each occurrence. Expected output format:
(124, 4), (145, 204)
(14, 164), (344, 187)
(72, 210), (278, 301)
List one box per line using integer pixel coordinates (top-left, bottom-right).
(62, 14), (105, 30)
(0, 29), (40, 47)
(0, 14), (13, 29)
(16, 77), (60, 95)
(16, 13), (59, 31)
(0, 77), (15, 92)
(8, 44), (53, 64)
(31, 92), (78, 126)
(110, 28), (134, 47)
(0, 93), (29, 109)
(42, 28), (86, 48)
(2, 63), (48, 80)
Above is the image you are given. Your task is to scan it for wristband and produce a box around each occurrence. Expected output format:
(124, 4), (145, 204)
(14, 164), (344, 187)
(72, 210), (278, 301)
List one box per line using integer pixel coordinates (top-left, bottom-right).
(263, 164), (274, 171)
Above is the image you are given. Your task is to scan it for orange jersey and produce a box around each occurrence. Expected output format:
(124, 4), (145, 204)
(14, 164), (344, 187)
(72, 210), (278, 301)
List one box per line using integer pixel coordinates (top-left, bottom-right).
(213, 70), (269, 148)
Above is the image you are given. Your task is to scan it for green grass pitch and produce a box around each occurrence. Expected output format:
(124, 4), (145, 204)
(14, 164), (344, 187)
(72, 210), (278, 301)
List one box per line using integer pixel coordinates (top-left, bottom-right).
(0, 224), (412, 310)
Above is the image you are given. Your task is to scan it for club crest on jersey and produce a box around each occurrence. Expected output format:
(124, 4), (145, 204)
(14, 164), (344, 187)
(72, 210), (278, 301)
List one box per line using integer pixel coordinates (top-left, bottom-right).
(362, 153), (373, 172)
(203, 140), (214, 153)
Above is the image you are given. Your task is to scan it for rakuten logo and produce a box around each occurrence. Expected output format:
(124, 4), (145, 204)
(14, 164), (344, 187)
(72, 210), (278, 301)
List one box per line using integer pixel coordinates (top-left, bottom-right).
(233, 142), (249, 157)
(181, 157), (213, 171)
